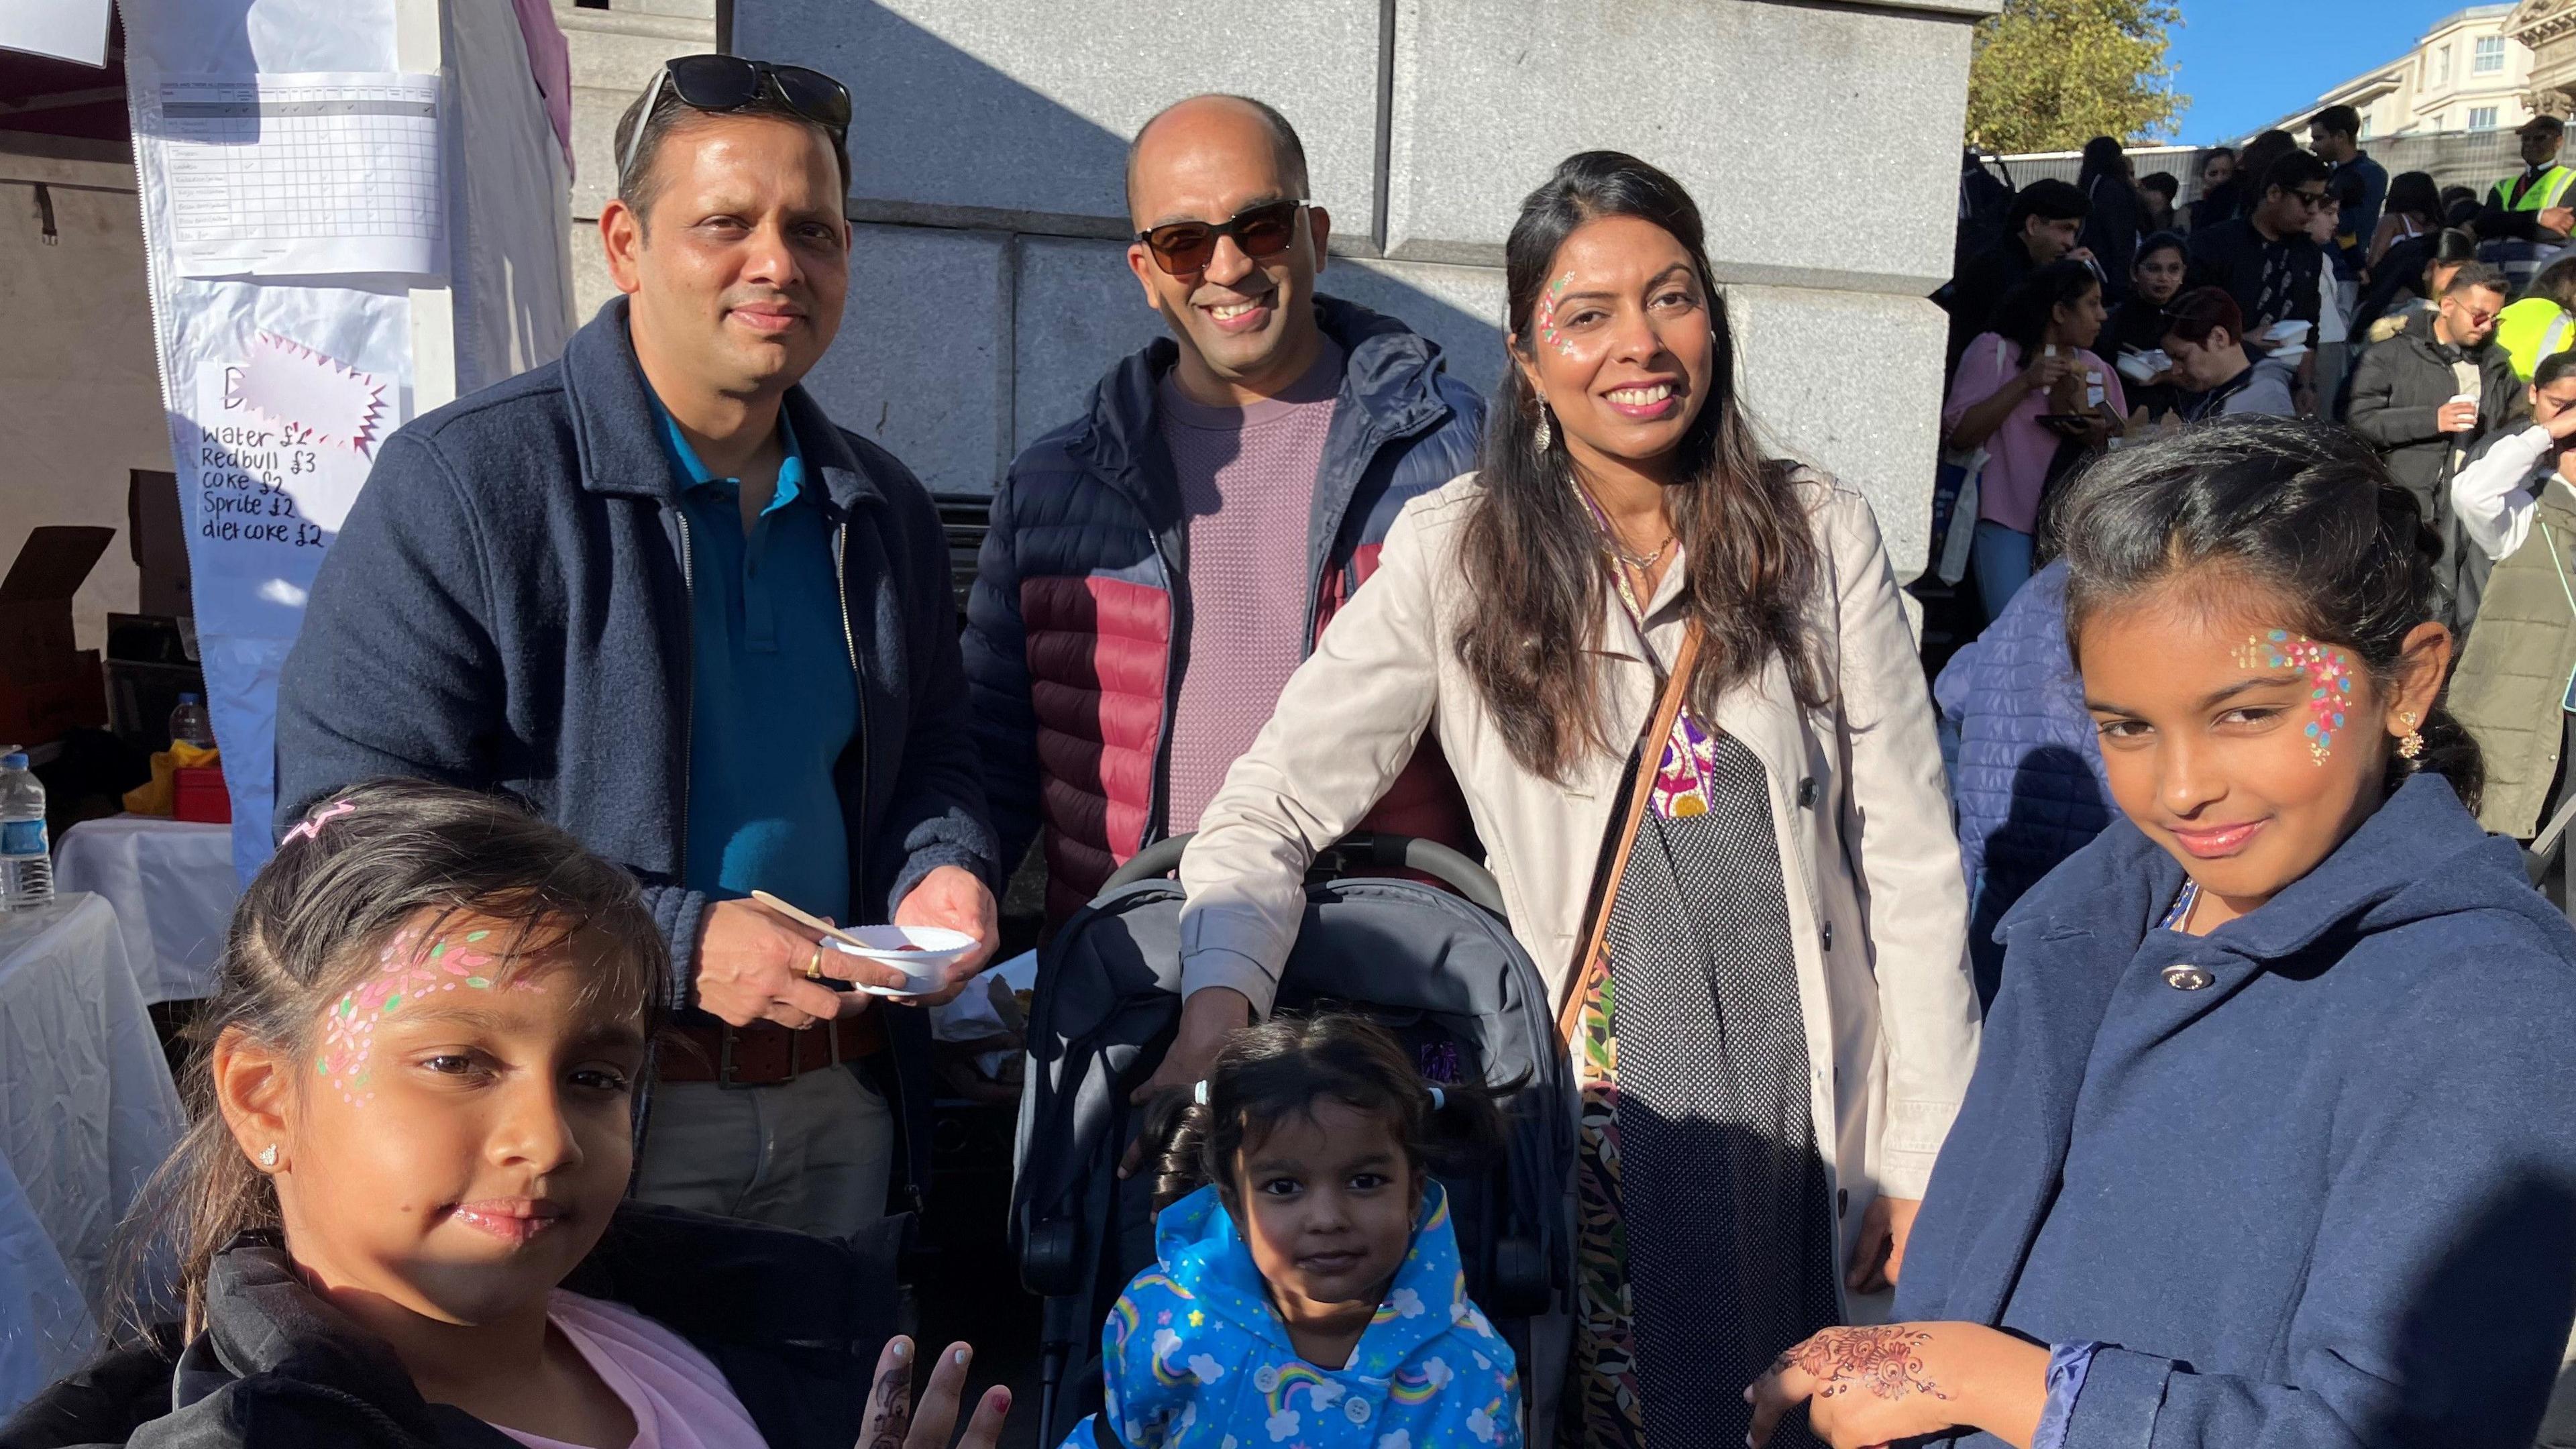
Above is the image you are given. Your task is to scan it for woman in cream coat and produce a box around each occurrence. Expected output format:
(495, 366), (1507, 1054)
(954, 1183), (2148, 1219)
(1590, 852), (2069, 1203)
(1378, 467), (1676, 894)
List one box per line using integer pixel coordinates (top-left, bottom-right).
(1156, 153), (1978, 1448)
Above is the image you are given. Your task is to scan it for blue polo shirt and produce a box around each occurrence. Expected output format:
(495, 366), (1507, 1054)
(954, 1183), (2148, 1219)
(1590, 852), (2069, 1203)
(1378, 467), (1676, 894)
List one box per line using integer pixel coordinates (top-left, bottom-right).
(653, 397), (857, 924)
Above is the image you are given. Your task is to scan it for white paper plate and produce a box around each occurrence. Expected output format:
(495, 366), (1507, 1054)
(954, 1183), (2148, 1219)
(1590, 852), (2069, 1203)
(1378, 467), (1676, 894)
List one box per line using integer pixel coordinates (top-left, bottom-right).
(822, 927), (977, 993)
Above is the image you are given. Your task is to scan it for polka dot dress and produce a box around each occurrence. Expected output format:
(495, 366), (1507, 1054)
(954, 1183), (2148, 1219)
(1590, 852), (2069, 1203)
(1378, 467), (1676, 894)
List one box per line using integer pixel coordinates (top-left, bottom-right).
(1589, 731), (1841, 1448)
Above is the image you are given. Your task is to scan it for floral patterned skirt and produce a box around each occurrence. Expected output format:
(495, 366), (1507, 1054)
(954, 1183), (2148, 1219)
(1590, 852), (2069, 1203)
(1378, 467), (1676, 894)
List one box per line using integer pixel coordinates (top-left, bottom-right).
(1568, 965), (1648, 1448)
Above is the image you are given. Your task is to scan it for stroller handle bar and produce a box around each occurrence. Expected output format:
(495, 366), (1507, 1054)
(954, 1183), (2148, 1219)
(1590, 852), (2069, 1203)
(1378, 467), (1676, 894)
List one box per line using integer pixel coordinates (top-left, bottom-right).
(1102, 831), (1508, 919)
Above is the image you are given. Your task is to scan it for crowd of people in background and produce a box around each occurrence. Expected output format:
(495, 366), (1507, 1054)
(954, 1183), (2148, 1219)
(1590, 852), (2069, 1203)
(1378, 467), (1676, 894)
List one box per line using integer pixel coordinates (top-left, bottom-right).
(1937, 105), (2576, 924)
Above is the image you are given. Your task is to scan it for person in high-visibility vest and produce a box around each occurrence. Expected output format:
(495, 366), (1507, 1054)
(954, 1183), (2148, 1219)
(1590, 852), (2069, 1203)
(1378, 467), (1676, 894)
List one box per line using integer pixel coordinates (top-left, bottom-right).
(2495, 254), (2576, 380)
(2489, 114), (2576, 220)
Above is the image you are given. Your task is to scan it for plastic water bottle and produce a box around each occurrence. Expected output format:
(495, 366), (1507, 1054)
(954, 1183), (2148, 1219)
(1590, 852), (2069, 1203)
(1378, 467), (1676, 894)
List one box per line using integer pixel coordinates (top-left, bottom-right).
(0, 753), (50, 912)
(168, 692), (215, 749)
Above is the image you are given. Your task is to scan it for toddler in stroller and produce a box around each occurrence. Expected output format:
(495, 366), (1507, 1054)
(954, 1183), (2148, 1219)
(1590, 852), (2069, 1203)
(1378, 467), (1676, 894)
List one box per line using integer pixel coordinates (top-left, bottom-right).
(1013, 834), (1575, 1446)
(1068, 1014), (1523, 1447)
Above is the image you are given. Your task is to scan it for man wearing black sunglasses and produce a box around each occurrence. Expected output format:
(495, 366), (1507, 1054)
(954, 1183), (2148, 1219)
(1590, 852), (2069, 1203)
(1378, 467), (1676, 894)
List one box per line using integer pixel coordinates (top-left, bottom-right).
(963, 93), (1485, 1089)
(278, 58), (998, 1242)
(2187, 148), (2331, 411)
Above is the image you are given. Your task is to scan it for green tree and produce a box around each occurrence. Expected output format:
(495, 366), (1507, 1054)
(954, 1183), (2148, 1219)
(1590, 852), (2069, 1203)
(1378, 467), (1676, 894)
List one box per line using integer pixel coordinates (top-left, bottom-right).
(1967, 0), (2188, 154)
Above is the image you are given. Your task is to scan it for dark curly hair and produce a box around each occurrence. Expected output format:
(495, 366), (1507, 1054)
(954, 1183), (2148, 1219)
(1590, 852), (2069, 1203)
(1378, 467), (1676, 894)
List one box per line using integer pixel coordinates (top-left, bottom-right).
(1149, 1014), (1511, 1215)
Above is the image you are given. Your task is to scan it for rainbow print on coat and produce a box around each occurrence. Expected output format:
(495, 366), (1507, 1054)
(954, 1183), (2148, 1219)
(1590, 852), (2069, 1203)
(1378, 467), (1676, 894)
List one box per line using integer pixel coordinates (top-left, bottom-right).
(1060, 1183), (1522, 1448)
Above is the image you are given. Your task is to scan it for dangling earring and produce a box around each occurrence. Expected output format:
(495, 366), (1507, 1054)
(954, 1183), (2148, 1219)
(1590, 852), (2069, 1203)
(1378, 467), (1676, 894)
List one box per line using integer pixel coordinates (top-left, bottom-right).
(1533, 402), (1553, 453)
(2398, 710), (2425, 761)
(257, 1144), (278, 1169)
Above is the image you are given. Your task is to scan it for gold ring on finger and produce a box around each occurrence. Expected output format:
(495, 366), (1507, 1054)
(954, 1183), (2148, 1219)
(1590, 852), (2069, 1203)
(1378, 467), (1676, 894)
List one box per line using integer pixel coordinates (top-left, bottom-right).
(806, 947), (824, 981)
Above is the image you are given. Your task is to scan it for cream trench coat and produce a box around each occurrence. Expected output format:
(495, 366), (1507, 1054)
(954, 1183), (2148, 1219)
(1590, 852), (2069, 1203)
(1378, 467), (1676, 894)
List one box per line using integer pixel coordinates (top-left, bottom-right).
(1177, 471), (1980, 1265)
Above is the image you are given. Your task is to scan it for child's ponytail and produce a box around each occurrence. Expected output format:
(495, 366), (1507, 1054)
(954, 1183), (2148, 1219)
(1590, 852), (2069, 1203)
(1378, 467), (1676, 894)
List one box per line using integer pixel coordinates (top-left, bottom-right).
(1147, 1090), (1219, 1212)
(1416, 1073), (1513, 1183)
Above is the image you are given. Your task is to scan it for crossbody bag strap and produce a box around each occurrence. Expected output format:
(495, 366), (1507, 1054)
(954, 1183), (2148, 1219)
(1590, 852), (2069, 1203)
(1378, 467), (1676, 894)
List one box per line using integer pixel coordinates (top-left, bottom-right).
(1554, 621), (1705, 1046)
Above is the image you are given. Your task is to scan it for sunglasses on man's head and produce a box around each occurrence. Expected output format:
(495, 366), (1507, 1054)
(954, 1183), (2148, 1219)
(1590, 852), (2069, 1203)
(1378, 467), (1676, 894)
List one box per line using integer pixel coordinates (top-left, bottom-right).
(1137, 199), (1309, 278)
(619, 54), (853, 185)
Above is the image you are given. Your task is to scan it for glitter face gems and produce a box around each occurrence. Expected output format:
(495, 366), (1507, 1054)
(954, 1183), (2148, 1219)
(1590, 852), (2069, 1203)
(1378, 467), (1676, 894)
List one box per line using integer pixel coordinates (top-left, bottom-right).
(1534, 271), (1578, 358)
(315, 926), (523, 1106)
(2235, 630), (2355, 765)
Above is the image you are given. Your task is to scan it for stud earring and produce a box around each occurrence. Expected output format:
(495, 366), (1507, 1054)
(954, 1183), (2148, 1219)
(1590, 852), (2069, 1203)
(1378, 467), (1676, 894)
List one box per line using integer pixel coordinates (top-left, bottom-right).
(1534, 405), (1553, 453)
(258, 1144), (278, 1169)
(2398, 710), (2425, 761)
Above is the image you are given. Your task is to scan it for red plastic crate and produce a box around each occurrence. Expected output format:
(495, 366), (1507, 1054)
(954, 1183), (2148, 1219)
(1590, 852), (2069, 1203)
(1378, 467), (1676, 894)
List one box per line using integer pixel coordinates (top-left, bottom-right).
(174, 765), (231, 824)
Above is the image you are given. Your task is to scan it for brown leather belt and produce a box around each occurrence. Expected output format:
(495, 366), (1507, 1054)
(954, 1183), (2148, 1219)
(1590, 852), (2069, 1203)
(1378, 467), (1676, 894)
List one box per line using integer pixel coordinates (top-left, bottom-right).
(659, 1012), (886, 1087)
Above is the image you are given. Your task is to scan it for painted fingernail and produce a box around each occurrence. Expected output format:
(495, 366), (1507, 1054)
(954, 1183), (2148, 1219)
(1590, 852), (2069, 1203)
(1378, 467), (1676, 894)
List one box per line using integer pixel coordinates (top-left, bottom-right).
(953, 1346), (971, 1366)
(890, 1337), (910, 1360)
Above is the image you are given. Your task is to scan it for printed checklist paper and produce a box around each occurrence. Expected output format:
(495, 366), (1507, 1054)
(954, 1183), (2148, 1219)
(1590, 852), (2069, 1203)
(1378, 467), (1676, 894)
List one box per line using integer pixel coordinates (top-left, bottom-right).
(159, 72), (445, 279)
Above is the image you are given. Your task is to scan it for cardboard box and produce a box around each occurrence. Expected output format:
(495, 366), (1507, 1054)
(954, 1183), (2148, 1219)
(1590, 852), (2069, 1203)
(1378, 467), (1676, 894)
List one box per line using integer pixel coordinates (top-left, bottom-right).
(0, 525), (113, 746)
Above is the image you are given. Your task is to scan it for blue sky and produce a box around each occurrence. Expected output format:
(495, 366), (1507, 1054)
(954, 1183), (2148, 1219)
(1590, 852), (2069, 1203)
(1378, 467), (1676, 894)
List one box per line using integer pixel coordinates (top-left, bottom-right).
(2166, 1), (2484, 143)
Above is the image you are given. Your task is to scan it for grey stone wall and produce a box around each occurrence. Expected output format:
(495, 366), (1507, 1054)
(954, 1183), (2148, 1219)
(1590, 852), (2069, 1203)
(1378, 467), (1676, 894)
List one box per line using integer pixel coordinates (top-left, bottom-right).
(728, 0), (1995, 576)
(558, 0), (718, 319)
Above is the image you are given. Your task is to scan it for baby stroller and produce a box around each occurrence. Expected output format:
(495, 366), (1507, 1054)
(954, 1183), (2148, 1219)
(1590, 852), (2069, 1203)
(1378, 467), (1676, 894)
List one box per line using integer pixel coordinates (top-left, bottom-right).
(1012, 832), (1576, 1446)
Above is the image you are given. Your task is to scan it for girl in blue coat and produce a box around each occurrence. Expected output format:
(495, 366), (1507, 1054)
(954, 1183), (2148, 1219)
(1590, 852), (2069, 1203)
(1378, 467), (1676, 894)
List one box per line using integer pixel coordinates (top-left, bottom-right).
(1746, 417), (2576, 1448)
(1065, 1014), (1522, 1449)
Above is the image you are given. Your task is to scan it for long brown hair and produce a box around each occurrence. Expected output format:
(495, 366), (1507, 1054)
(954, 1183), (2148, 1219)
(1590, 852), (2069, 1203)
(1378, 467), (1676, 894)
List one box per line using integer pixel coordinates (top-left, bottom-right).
(1456, 150), (1825, 780)
(112, 778), (667, 1336)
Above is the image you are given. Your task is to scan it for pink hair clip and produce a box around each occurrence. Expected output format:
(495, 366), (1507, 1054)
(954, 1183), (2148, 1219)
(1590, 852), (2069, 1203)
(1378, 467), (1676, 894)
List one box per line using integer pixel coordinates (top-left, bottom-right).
(283, 798), (356, 845)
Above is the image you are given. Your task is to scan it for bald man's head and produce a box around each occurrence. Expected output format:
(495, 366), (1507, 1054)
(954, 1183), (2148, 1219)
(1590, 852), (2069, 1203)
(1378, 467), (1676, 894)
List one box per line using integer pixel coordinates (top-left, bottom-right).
(1120, 92), (1332, 407)
(1125, 94), (1311, 226)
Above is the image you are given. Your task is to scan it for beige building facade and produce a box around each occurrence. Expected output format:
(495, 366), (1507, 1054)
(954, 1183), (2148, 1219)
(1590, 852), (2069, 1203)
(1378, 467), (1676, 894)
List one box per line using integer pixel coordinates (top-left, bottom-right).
(2290, 5), (2535, 138)
(2510, 0), (2576, 115)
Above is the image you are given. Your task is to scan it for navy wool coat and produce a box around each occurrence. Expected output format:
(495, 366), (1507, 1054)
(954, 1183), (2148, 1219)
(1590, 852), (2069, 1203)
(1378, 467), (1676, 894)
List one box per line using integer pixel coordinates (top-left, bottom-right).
(1895, 773), (2576, 1448)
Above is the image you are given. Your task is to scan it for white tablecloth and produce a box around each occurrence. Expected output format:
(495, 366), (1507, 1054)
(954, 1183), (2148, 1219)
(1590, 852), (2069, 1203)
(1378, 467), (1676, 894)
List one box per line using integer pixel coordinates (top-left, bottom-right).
(55, 816), (239, 1005)
(0, 893), (188, 1416)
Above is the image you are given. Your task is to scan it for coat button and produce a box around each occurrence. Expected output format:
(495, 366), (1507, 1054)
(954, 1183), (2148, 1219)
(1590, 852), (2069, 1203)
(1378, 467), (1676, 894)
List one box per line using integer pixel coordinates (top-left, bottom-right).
(1798, 777), (1819, 807)
(1254, 1365), (1279, 1393)
(1346, 1398), (1372, 1424)
(2162, 964), (2214, 991)
(1821, 921), (1833, 951)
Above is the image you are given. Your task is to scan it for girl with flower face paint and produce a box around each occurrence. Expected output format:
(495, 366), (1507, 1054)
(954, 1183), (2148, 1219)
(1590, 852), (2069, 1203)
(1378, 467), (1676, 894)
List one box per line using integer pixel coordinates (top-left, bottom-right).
(43, 779), (1010, 1449)
(1754, 421), (2576, 1449)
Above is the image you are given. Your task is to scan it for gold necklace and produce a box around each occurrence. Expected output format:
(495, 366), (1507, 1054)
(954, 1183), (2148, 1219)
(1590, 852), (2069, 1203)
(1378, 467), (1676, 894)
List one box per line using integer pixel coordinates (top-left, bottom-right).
(1605, 533), (1675, 570)
(1570, 481), (1675, 570)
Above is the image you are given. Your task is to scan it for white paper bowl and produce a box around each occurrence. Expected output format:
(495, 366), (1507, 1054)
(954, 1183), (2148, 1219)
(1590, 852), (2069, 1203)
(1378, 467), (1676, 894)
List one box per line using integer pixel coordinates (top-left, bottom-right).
(822, 927), (977, 995)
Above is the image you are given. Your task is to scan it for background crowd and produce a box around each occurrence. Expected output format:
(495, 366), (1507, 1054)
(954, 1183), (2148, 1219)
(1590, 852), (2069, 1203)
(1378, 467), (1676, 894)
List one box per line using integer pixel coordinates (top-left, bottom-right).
(1935, 105), (2576, 936)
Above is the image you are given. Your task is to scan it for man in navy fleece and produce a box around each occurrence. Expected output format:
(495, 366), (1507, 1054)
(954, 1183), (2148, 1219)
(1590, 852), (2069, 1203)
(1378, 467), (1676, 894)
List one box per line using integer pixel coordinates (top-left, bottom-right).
(275, 60), (998, 1238)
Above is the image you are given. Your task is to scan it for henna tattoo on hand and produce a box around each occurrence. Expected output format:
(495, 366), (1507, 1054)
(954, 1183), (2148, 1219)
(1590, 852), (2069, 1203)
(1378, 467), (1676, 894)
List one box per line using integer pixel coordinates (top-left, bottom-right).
(1775, 1326), (1951, 1403)
(866, 1362), (912, 1449)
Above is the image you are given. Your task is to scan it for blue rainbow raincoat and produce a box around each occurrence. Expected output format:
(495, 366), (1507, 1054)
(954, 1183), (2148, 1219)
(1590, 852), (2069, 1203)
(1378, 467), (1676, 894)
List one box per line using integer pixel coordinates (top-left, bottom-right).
(1063, 1183), (1522, 1449)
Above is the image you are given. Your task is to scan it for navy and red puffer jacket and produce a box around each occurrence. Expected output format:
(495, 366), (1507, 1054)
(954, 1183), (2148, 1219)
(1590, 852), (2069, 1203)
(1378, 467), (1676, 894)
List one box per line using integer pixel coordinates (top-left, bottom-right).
(963, 297), (1487, 922)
